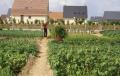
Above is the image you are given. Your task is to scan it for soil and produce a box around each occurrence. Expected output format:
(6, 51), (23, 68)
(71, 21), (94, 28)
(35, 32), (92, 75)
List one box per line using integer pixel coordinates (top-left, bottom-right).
(18, 38), (53, 76)
(0, 37), (7, 39)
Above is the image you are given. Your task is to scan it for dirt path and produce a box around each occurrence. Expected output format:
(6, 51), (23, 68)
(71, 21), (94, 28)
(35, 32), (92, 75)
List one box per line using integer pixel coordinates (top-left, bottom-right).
(18, 38), (53, 76)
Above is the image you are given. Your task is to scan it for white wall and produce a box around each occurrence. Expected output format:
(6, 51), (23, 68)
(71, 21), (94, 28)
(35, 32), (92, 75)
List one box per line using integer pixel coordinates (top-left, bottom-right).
(11, 16), (48, 24)
(64, 18), (75, 25)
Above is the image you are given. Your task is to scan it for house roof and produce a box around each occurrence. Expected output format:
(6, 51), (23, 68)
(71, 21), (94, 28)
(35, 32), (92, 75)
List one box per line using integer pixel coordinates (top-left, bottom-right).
(12, 0), (48, 16)
(49, 12), (63, 20)
(90, 16), (103, 21)
(103, 11), (120, 20)
(63, 6), (88, 18)
(0, 14), (8, 20)
(7, 8), (12, 17)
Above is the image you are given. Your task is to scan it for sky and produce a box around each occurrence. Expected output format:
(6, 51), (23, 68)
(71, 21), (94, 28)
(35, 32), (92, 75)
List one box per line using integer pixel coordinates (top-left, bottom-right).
(0, 0), (120, 18)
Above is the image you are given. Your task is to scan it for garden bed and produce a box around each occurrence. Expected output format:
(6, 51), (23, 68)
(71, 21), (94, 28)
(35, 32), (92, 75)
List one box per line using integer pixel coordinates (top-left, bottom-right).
(48, 35), (120, 76)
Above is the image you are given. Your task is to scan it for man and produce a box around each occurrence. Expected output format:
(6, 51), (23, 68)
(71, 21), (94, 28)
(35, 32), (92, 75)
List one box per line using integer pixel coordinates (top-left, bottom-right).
(42, 22), (48, 37)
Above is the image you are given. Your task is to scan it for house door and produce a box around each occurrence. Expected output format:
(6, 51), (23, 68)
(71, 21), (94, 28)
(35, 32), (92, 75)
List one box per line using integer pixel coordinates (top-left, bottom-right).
(20, 15), (24, 23)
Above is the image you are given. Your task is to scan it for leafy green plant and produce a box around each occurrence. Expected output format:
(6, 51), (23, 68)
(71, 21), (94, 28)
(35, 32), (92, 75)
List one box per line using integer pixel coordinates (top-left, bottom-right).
(0, 67), (15, 76)
(100, 30), (120, 39)
(0, 30), (43, 38)
(48, 35), (120, 76)
(0, 17), (4, 24)
(0, 38), (38, 76)
(51, 25), (67, 41)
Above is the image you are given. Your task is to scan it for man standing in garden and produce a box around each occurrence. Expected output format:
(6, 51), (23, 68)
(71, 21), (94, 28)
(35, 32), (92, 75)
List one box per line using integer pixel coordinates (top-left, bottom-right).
(42, 22), (48, 37)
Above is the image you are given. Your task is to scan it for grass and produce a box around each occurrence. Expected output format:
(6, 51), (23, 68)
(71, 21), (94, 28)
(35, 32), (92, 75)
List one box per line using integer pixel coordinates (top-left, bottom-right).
(0, 30), (43, 38)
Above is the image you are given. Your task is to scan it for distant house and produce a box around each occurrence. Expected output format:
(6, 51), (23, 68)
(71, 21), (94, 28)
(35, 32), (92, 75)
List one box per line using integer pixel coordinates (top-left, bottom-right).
(0, 14), (8, 24)
(90, 16), (103, 22)
(63, 6), (88, 24)
(11, 0), (48, 23)
(0, 14), (8, 20)
(103, 11), (120, 21)
(49, 12), (63, 21)
(7, 8), (12, 17)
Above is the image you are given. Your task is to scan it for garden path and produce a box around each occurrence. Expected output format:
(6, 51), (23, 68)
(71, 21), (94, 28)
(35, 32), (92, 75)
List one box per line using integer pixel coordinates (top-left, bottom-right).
(18, 38), (53, 76)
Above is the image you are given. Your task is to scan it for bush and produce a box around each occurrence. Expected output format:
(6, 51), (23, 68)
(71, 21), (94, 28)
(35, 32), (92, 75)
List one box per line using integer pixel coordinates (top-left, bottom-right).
(0, 18), (4, 24)
(34, 19), (40, 24)
(0, 28), (2, 30)
(0, 67), (15, 76)
(51, 25), (67, 41)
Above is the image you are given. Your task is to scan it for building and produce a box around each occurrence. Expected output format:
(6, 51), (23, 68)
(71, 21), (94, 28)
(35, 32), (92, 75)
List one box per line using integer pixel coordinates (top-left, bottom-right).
(7, 8), (12, 17)
(90, 16), (103, 22)
(0, 14), (8, 20)
(103, 11), (120, 21)
(63, 6), (88, 24)
(49, 12), (63, 21)
(11, 0), (48, 23)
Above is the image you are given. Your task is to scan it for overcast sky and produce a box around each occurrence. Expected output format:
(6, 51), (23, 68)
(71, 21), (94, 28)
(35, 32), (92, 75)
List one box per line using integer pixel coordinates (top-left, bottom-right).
(0, 0), (120, 18)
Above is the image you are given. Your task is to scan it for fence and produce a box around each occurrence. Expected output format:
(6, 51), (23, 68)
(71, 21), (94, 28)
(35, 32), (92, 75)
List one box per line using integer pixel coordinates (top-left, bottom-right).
(0, 24), (42, 29)
(0, 24), (120, 33)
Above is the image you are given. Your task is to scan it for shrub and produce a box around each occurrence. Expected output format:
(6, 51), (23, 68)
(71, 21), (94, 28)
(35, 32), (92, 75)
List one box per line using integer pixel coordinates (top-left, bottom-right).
(0, 67), (15, 76)
(0, 18), (4, 24)
(51, 25), (67, 41)
(34, 19), (39, 24)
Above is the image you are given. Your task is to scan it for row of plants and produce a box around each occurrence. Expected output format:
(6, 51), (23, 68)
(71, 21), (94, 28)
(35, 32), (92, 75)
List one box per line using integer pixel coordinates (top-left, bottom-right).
(48, 35), (120, 76)
(0, 38), (38, 76)
(0, 30), (43, 38)
(0, 17), (44, 25)
(100, 30), (120, 39)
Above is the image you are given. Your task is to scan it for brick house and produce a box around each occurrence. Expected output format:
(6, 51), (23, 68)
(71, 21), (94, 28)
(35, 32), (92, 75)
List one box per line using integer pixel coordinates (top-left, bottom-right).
(11, 0), (49, 24)
(49, 12), (63, 21)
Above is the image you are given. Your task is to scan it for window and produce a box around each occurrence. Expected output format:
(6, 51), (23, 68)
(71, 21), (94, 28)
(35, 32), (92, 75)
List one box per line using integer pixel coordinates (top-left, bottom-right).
(82, 12), (85, 15)
(73, 12), (77, 14)
(78, 12), (81, 14)
(28, 16), (31, 19)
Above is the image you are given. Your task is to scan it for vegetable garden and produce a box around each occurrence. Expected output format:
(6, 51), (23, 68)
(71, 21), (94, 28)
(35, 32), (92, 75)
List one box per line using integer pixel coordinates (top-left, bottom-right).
(48, 31), (120, 76)
(0, 30), (43, 76)
(0, 30), (43, 38)
(101, 30), (120, 39)
(0, 24), (120, 76)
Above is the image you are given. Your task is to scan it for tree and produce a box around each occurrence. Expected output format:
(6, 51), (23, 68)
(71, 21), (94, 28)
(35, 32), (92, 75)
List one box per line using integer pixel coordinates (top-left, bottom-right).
(0, 17), (4, 24)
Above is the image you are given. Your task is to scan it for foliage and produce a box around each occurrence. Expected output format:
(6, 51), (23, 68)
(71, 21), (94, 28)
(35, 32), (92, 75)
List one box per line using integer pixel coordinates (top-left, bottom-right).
(13, 18), (16, 24)
(48, 35), (120, 76)
(75, 18), (85, 25)
(0, 66), (15, 76)
(0, 30), (43, 38)
(34, 19), (40, 24)
(20, 20), (25, 24)
(0, 17), (4, 24)
(57, 19), (65, 25)
(0, 38), (38, 76)
(101, 30), (120, 39)
(50, 25), (67, 39)
(49, 18), (55, 25)
(108, 21), (120, 25)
